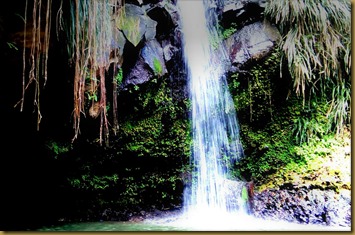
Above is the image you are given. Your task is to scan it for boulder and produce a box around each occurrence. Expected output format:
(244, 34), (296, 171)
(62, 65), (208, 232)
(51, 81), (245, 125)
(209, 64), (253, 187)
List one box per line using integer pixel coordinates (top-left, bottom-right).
(253, 187), (351, 227)
(124, 58), (153, 87)
(219, 0), (267, 28)
(116, 4), (157, 47)
(141, 39), (167, 76)
(223, 20), (281, 71)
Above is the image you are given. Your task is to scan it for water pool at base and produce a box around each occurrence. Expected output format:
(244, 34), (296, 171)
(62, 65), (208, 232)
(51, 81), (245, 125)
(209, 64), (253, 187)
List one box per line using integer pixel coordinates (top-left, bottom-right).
(38, 221), (183, 232)
(38, 214), (350, 232)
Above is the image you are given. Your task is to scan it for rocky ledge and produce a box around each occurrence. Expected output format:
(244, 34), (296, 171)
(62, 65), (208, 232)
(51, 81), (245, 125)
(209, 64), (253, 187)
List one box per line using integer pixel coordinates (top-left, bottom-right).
(253, 186), (351, 227)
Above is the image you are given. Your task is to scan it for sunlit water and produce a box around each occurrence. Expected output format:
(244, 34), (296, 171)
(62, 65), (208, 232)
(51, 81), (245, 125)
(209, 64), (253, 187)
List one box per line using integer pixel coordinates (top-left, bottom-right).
(147, 212), (350, 231)
(178, 0), (246, 222)
(38, 216), (349, 232)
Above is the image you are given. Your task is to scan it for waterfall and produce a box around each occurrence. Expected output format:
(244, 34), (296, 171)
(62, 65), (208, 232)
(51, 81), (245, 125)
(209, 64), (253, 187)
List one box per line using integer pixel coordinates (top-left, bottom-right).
(178, 0), (247, 224)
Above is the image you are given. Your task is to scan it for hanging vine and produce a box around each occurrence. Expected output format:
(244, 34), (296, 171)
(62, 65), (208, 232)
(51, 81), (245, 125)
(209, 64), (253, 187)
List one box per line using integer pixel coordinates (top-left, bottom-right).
(69, 0), (124, 145)
(18, 0), (124, 146)
(15, 0), (52, 131)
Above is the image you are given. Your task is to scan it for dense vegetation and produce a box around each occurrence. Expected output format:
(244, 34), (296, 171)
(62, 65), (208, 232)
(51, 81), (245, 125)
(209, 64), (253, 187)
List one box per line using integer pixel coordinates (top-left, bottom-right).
(44, 76), (192, 220)
(228, 48), (351, 191)
(225, 0), (351, 190)
(1, 0), (351, 228)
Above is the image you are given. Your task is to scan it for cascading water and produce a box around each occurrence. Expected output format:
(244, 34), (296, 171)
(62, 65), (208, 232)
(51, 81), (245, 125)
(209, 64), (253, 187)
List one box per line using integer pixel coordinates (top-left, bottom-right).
(178, 0), (247, 227)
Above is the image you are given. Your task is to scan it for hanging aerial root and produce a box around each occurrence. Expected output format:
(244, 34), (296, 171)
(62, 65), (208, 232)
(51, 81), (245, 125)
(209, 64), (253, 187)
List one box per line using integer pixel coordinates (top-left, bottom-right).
(15, 0), (53, 131)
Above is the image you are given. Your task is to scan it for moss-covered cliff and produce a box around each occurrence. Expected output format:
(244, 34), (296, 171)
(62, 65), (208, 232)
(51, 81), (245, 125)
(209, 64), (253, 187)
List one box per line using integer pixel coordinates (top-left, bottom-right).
(1, 0), (351, 230)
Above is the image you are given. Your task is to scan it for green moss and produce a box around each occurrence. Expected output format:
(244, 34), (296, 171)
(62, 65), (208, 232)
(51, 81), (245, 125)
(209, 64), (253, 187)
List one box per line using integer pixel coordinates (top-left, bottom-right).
(228, 46), (350, 195)
(119, 77), (191, 159)
(229, 48), (281, 123)
(221, 23), (238, 39)
(68, 174), (119, 191)
(153, 57), (163, 76)
(61, 75), (192, 216)
(256, 129), (351, 192)
(108, 76), (191, 209)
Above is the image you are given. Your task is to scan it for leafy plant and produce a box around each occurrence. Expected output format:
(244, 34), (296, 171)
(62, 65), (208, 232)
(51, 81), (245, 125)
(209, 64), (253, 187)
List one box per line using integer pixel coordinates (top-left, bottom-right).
(221, 23), (238, 39)
(6, 42), (18, 50)
(46, 140), (72, 159)
(291, 99), (331, 144)
(327, 81), (351, 134)
(229, 48), (281, 123)
(69, 174), (119, 190)
(265, 0), (351, 135)
(115, 67), (123, 85)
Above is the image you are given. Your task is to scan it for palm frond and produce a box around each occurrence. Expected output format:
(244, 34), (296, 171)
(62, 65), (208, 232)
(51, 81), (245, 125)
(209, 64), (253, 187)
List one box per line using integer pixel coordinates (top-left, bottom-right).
(265, 0), (351, 137)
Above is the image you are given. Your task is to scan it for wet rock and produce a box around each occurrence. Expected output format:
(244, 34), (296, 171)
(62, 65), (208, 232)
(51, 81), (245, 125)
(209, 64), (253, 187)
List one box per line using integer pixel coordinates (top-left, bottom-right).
(111, 29), (127, 58)
(223, 20), (281, 71)
(146, 2), (177, 40)
(221, 0), (267, 12)
(117, 4), (157, 47)
(218, 179), (255, 213)
(253, 187), (351, 227)
(115, 0), (182, 89)
(219, 0), (266, 28)
(141, 38), (167, 76)
(160, 1), (180, 25)
(124, 58), (153, 87)
(145, 17), (159, 41)
(163, 43), (178, 62)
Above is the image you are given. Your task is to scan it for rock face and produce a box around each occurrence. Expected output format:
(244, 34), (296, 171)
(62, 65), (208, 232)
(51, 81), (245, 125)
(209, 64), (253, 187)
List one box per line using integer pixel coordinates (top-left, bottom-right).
(116, 0), (280, 89)
(218, 0), (281, 72)
(141, 39), (167, 76)
(253, 187), (351, 227)
(116, 1), (182, 89)
(220, 179), (255, 213)
(117, 4), (155, 47)
(218, 0), (267, 28)
(223, 21), (281, 71)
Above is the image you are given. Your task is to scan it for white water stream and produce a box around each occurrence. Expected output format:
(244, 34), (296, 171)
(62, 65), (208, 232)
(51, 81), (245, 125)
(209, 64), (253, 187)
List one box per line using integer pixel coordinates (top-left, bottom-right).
(178, 0), (246, 224)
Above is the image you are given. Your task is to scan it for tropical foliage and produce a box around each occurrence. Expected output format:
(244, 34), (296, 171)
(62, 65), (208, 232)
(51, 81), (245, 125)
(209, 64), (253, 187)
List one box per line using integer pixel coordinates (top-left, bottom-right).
(18, 0), (351, 146)
(10, 0), (351, 223)
(265, 0), (351, 135)
(228, 0), (351, 189)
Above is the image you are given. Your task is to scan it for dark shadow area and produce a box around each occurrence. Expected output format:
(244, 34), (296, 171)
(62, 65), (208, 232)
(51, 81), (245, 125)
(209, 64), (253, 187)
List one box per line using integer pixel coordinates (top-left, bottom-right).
(0, 0), (74, 230)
